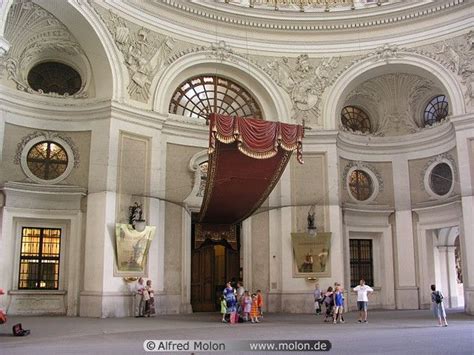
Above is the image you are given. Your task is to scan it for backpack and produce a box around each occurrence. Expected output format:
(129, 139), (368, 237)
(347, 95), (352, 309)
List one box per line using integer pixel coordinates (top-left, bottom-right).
(434, 291), (443, 304)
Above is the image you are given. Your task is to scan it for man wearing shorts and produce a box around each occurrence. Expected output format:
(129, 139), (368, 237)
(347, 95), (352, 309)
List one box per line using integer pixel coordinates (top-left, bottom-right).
(353, 279), (373, 323)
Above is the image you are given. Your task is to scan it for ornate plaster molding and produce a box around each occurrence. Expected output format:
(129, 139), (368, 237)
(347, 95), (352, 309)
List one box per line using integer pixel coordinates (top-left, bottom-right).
(14, 131), (80, 168)
(2, 2), (89, 98)
(158, 0), (466, 31)
(408, 31), (473, 109)
(345, 73), (438, 136)
(342, 160), (384, 194)
(92, 5), (177, 103)
(420, 152), (457, 198)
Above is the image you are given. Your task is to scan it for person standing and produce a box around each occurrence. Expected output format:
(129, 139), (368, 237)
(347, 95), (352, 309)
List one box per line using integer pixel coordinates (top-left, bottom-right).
(431, 284), (448, 327)
(256, 290), (264, 320)
(353, 279), (373, 323)
(220, 296), (227, 323)
(144, 279), (156, 317)
(134, 277), (145, 317)
(313, 283), (323, 315)
(333, 285), (345, 324)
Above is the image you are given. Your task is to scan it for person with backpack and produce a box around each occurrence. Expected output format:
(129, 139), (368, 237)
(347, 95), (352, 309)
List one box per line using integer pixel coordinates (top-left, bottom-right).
(431, 284), (448, 327)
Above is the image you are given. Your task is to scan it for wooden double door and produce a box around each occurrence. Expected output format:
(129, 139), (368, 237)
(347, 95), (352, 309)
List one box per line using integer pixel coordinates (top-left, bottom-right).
(191, 242), (240, 312)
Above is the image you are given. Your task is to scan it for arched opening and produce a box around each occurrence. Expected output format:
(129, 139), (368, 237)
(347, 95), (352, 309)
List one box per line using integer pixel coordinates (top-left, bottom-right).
(190, 213), (241, 312)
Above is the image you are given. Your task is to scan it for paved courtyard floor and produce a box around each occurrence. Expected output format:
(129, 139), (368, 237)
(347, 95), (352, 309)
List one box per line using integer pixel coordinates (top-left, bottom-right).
(0, 308), (472, 355)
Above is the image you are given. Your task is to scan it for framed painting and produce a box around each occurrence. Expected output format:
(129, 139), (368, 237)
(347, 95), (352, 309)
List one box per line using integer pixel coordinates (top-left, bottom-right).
(114, 223), (156, 277)
(291, 232), (331, 278)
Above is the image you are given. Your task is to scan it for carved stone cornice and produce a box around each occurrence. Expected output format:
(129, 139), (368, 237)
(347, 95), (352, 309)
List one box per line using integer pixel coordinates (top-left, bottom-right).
(157, 0), (467, 31)
(337, 120), (456, 161)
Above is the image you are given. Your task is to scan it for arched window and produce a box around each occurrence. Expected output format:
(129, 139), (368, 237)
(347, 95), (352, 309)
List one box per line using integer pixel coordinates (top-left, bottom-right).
(341, 106), (371, 133)
(348, 169), (373, 201)
(169, 75), (262, 120)
(26, 141), (68, 181)
(424, 95), (448, 126)
(27, 62), (82, 95)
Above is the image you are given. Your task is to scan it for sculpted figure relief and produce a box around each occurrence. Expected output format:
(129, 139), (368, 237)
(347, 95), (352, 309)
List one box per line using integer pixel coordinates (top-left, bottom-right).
(97, 8), (175, 103)
(265, 54), (341, 123)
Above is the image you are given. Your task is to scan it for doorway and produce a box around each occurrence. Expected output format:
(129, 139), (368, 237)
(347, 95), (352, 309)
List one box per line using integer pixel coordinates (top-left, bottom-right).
(190, 221), (240, 312)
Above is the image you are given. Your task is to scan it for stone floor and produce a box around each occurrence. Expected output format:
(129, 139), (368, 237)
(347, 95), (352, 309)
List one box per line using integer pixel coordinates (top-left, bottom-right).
(0, 308), (472, 354)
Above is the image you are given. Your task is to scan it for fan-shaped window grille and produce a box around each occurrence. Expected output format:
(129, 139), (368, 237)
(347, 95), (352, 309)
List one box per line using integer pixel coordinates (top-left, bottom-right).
(169, 75), (262, 120)
(26, 141), (68, 180)
(430, 162), (453, 196)
(27, 62), (82, 95)
(341, 106), (371, 133)
(348, 169), (373, 201)
(424, 95), (448, 126)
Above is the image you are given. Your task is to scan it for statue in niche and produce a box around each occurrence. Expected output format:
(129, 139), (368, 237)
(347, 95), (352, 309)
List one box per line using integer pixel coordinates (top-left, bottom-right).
(129, 202), (143, 225)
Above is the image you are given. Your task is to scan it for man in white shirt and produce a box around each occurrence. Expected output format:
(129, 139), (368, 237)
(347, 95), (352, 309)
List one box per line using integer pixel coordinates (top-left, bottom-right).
(353, 279), (373, 323)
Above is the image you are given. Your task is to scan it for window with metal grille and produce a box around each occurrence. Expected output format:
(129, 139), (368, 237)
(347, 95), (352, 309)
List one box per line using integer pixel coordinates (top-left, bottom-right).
(349, 239), (373, 288)
(26, 141), (68, 181)
(424, 95), (448, 126)
(19, 227), (61, 290)
(429, 162), (453, 196)
(348, 169), (373, 201)
(27, 62), (82, 95)
(341, 106), (371, 133)
(169, 75), (262, 120)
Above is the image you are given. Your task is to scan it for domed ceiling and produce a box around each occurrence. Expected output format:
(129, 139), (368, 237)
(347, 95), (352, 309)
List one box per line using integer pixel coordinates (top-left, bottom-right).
(106, 0), (472, 53)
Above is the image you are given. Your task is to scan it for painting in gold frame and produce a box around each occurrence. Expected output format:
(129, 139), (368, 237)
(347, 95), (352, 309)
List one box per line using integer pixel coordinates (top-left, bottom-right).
(291, 232), (331, 278)
(115, 223), (156, 276)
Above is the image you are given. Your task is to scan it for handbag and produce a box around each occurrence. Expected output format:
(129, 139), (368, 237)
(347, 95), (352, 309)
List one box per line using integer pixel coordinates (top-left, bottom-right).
(143, 289), (150, 301)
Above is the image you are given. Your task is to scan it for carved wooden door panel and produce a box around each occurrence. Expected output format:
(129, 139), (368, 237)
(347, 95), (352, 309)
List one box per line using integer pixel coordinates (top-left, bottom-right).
(191, 245), (215, 312)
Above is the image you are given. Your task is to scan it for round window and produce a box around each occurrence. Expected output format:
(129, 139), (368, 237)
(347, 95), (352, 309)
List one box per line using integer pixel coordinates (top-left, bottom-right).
(27, 62), (82, 95)
(429, 162), (453, 196)
(348, 169), (373, 201)
(26, 141), (69, 181)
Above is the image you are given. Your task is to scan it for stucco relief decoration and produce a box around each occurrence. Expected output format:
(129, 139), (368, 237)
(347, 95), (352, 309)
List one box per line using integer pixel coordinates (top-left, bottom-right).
(371, 44), (402, 63)
(14, 131), (80, 168)
(207, 40), (236, 63)
(346, 74), (433, 136)
(1, 1), (88, 97)
(419, 153), (457, 192)
(412, 32), (474, 109)
(264, 54), (346, 123)
(341, 161), (384, 192)
(95, 7), (175, 102)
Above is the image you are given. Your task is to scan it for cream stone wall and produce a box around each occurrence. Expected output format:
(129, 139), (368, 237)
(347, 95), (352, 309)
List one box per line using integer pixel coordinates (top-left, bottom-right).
(250, 209), (270, 295)
(0, 123), (90, 188)
(291, 154), (327, 232)
(116, 132), (150, 223)
(164, 143), (201, 295)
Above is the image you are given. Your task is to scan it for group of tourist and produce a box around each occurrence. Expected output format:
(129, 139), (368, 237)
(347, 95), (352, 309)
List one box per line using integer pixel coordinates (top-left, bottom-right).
(313, 279), (448, 327)
(134, 277), (156, 317)
(221, 281), (263, 324)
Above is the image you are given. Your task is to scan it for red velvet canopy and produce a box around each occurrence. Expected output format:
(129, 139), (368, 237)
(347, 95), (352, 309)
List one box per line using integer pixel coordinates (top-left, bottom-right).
(198, 114), (304, 227)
